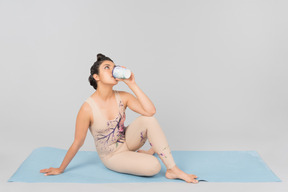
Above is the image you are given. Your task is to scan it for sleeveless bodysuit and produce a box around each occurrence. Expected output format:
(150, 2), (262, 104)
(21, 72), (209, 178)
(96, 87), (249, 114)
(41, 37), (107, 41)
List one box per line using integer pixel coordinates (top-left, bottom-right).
(85, 90), (127, 161)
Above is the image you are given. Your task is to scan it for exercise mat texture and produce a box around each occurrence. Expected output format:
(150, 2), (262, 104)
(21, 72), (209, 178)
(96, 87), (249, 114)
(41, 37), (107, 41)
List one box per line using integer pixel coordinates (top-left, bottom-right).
(8, 147), (281, 183)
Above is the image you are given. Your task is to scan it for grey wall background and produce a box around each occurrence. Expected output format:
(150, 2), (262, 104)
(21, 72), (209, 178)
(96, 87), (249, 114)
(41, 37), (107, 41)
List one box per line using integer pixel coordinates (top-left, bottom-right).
(1, 0), (288, 190)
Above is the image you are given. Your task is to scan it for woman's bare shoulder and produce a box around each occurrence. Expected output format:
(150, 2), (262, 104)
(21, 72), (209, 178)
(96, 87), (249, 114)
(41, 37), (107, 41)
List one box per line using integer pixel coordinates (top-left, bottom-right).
(81, 101), (92, 112)
(117, 90), (129, 107)
(78, 101), (93, 124)
(117, 90), (129, 98)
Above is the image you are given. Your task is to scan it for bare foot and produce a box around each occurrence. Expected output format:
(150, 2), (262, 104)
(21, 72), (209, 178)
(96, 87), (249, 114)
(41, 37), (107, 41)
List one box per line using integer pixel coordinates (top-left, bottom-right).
(136, 147), (155, 155)
(165, 165), (198, 184)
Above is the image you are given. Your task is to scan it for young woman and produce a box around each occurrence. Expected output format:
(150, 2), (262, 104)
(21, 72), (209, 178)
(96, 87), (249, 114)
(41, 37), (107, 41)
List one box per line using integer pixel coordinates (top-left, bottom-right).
(40, 53), (198, 184)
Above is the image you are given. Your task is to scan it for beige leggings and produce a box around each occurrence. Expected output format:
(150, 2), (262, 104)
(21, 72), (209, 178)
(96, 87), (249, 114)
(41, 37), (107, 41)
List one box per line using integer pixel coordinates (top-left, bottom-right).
(103, 115), (176, 176)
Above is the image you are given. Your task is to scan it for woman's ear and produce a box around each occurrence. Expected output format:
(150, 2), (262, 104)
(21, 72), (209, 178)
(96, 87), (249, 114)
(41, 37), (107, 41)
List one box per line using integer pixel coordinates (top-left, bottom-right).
(93, 74), (100, 81)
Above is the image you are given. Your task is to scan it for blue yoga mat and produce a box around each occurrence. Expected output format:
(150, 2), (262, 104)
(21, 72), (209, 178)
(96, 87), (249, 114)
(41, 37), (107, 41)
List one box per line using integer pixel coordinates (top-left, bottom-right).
(8, 147), (281, 183)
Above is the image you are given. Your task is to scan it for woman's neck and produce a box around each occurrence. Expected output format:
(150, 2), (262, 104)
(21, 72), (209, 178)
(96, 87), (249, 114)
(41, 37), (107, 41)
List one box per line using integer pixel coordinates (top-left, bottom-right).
(94, 86), (114, 102)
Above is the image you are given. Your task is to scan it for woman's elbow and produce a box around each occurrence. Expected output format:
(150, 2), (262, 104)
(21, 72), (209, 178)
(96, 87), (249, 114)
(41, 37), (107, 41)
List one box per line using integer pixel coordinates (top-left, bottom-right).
(73, 140), (84, 148)
(148, 109), (156, 116)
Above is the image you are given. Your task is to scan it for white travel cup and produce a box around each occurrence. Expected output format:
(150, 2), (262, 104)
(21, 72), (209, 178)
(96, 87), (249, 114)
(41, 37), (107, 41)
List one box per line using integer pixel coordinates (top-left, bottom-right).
(112, 65), (131, 79)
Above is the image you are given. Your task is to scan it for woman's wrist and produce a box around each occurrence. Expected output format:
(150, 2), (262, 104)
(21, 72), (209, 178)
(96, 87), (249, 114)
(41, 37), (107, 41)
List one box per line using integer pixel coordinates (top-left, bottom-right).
(59, 167), (65, 172)
(127, 82), (137, 88)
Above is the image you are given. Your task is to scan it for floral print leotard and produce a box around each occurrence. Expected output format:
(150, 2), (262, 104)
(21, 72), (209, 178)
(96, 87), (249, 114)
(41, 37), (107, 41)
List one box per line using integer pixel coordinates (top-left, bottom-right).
(85, 90), (127, 160)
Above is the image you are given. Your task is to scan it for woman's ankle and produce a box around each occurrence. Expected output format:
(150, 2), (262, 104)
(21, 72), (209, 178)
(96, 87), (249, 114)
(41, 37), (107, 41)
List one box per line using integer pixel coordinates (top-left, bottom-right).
(167, 164), (177, 171)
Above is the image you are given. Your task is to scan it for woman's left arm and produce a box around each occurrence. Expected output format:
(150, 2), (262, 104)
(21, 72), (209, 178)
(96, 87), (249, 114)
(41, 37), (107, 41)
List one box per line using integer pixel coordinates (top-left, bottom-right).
(115, 72), (156, 116)
(127, 82), (156, 115)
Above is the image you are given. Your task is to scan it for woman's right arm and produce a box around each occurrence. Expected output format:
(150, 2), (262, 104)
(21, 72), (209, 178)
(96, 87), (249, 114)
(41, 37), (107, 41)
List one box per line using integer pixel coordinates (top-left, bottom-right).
(40, 102), (92, 176)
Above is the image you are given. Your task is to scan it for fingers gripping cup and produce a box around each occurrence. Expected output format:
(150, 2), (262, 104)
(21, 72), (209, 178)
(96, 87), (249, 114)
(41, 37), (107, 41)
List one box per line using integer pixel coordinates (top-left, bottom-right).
(112, 65), (131, 79)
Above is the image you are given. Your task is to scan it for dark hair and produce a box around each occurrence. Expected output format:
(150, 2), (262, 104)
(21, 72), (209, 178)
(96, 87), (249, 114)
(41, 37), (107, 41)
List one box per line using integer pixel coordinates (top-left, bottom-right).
(88, 53), (113, 90)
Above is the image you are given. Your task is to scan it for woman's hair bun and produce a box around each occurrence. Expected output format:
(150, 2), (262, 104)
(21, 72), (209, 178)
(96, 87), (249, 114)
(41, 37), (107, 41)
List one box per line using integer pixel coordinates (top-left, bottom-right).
(97, 53), (106, 61)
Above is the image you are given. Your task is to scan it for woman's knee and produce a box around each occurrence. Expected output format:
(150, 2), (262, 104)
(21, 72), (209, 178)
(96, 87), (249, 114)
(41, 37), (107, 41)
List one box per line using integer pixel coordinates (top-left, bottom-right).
(144, 157), (161, 176)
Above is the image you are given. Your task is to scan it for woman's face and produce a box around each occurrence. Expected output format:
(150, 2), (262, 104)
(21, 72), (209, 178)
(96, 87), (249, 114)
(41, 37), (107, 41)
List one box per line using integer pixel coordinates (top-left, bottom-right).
(94, 60), (118, 85)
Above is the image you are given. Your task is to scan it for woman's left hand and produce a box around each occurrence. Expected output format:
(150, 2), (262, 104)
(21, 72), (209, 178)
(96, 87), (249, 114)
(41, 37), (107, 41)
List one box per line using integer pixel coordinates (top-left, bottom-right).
(115, 72), (136, 86)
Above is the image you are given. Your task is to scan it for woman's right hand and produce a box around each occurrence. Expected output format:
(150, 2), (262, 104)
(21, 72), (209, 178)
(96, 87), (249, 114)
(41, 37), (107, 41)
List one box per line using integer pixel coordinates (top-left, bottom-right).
(40, 167), (64, 176)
